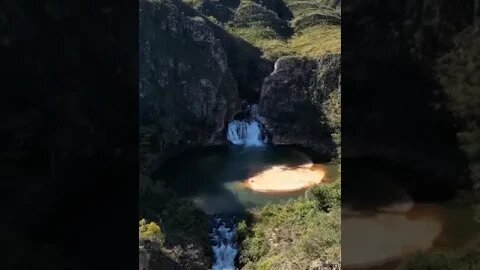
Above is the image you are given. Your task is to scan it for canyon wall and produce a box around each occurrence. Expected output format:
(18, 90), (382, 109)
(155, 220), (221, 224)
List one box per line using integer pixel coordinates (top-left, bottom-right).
(259, 55), (341, 160)
(139, 0), (271, 174)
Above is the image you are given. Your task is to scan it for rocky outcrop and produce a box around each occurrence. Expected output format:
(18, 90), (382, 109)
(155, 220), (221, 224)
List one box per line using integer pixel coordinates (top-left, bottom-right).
(139, 0), (273, 173)
(139, 0), (273, 174)
(139, 240), (210, 270)
(259, 54), (340, 159)
(139, 245), (183, 270)
(140, 0), (241, 173)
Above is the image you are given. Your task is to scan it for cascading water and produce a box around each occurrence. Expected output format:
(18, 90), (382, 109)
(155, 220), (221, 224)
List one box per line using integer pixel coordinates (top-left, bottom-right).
(227, 104), (266, 146)
(213, 104), (266, 269)
(227, 120), (264, 146)
(211, 217), (238, 270)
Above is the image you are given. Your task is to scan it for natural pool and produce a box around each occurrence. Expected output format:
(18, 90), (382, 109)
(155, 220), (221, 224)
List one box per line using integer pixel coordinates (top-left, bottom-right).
(154, 145), (339, 214)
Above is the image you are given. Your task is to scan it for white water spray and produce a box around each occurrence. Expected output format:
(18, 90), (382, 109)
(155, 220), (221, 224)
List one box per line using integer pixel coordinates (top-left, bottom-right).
(211, 218), (238, 270)
(227, 120), (264, 146)
(227, 104), (266, 146)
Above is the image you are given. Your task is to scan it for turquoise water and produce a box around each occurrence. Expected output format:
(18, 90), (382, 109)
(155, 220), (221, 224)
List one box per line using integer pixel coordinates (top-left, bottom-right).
(155, 145), (339, 214)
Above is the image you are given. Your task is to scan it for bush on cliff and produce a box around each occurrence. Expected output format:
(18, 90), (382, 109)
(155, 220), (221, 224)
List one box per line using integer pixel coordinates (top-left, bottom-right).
(306, 181), (341, 211)
(139, 174), (210, 257)
(139, 219), (165, 245)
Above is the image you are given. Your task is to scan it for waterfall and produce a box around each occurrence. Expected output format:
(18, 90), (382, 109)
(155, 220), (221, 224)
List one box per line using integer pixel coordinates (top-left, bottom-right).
(227, 120), (264, 146)
(227, 104), (266, 147)
(211, 218), (238, 270)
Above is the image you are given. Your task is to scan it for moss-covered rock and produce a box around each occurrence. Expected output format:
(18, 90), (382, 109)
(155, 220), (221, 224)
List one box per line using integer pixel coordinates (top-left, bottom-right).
(231, 3), (293, 37)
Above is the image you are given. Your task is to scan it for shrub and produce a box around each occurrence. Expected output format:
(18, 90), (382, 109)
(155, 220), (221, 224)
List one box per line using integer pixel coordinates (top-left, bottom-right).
(436, 26), (480, 187)
(139, 174), (210, 251)
(237, 220), (249, 239)
(437, 26), (480, 120)
(240, 197), (340, 269)
(306, 181), (341, 211)
(139, 219), (165, 245)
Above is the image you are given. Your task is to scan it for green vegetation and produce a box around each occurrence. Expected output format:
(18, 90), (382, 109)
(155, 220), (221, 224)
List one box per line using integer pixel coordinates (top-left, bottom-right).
(306, 180), (340, 211)
(192, 0), (340, 60)
(139, 174), (210, 250)
(321, 88), (341, 159)
(403, 239), (480, 270)
(286, 0), (340, 31)
(183, 0), (203, 8)
(226, 24), (340, 60)
(139, 219), (165, 245)
(415, 21), (480, 270)
(436, 26), (480, 187)
(239, 181), (341, 270)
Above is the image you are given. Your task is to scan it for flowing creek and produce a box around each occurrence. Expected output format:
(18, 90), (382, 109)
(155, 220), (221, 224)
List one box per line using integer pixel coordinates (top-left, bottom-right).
(156, 145), (339, 269)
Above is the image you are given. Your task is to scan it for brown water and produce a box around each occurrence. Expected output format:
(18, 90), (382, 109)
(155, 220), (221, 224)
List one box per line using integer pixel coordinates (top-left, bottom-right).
(342, 202), (480, 270)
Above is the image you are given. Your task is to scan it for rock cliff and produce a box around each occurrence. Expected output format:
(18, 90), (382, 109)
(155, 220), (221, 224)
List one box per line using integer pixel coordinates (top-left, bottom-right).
(259, 54), (341, 159)
(139, 0), (271, 173)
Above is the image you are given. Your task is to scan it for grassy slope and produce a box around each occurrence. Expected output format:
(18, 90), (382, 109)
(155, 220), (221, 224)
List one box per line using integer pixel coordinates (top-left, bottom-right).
(239, 181), (341, 270)
(226, 24), (340, 60)
(194, 0), (340, 60)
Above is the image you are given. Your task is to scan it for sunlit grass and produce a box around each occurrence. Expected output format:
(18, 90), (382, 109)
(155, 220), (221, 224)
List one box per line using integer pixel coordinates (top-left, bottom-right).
(226, 24), (340, 60)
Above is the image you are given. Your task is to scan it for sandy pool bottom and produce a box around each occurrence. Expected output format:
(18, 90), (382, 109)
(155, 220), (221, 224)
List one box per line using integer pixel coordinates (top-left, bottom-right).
(243, 164), (326, 192)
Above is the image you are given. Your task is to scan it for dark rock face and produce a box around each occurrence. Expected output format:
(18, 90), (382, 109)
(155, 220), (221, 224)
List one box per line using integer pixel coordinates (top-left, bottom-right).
(139, 0), (274, 173)
(139, 0), (241, 173)
(139, 240), (209, 270)
(139, 245), (184, 270)
(197, 0), (240, 23)
(208, 22), (274, 103)
(342, 0), (475, 198)
(259, 54), (341, 159)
